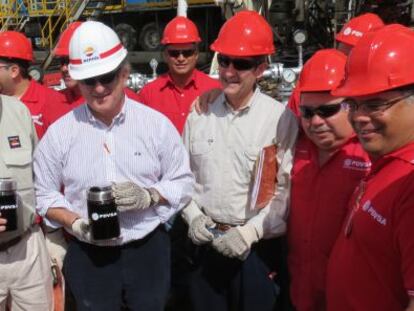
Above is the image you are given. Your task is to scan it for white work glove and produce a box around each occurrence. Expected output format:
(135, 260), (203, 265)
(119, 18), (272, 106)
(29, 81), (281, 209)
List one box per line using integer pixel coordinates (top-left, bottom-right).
(188, 214), (215, 245)
(212, 223), (259, 260)
(112, 181), (151, 212)
(44, 229), (68, 270)
(70, 218), (92, 242)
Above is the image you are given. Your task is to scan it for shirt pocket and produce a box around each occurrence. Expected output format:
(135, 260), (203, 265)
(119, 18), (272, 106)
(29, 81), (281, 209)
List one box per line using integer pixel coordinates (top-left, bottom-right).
(1, 149), (33, 191)
(189, 139), (214, 181)
(244, 145), (260, 174)
(190, 140), (213, 156)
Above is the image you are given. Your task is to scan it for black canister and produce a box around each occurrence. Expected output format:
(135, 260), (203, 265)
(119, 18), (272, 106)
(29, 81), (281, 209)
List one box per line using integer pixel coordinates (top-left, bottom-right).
(0, 178), (18, 232)
(87, 186), (120, 240)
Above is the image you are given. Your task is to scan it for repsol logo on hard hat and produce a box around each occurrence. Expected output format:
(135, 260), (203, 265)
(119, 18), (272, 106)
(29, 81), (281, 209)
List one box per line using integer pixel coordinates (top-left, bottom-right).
(82, 46), (100, 63)
(343, 27), (363, 38)
(91, 212), (117, 221)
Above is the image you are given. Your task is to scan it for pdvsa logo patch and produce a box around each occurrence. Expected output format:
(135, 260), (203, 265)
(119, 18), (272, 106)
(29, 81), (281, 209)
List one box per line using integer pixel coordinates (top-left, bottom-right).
(342, 27), (363, 38)
(343, 158), (371, 171)
(361, 200), (387, 226)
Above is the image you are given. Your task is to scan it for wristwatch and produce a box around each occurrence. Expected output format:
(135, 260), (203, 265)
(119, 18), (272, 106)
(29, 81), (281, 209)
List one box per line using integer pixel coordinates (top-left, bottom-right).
(147, 188), (161, 207)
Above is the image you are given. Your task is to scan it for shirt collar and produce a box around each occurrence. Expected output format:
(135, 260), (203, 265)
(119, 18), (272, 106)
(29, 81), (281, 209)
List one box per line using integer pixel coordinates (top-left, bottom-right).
(223, 87), (260, 115)
(20, 80), (39, 103)
(161, 70), (198, 90)
(370, 142), (414, 173)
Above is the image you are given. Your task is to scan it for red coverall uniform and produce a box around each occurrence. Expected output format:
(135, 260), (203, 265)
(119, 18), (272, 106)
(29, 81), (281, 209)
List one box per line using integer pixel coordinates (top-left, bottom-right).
(288, 135), (371, 311)
(137, 69), (221, 133)
(327, 142), (414, 311)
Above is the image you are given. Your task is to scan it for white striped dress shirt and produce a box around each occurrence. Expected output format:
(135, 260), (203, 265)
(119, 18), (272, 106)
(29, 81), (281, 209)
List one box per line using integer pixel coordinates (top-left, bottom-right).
(34, 96), (194, 246)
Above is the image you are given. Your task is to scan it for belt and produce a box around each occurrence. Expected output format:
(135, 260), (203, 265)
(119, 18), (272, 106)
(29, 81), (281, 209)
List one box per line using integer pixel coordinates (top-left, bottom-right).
(0, 234), (23, 252)
(214, 222), (236, 232)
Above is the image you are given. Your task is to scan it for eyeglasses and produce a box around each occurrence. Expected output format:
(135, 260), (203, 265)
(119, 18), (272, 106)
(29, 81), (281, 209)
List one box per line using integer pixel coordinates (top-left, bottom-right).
(166, 49), (196, 58)
(80, 68), (120, 87)
(299, 103), (346, 119)
(217, 54), (258, 71)
(345, 93), (413, 116)
(0, 64), (11, 70)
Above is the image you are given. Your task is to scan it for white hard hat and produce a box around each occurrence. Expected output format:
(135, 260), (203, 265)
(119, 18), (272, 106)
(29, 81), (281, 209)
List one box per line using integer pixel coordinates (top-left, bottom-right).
(68, 21), (127, 80)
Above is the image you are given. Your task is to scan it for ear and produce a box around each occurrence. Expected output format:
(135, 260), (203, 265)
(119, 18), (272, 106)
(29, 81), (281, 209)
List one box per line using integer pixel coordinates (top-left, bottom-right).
(8, 64), (20, 79)
(255, 62), (268, 79)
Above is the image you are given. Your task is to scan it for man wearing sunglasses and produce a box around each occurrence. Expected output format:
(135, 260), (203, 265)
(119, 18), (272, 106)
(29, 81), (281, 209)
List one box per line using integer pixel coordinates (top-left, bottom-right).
(287, 13), (384, 118)
(33, 21), (194, 310)
(54, 22), (141, 108)
(326, 25), (414, 311)
(288, 49), (371, 311)
(137, 16), (221, 134)
(0, 31), (70, 139)
(181, 11), (298, 310)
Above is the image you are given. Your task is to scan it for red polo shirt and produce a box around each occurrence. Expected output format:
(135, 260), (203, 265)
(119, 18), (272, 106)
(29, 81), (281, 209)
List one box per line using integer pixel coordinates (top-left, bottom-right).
(20, 80), (72, 139)
(288, 135), (370, 311)
(137, 69), (221, 133)
(327, 142), (414, 311)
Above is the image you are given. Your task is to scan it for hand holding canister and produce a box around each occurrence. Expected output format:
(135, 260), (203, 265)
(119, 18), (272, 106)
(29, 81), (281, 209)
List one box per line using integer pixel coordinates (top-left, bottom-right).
(112, 182), (152, 211)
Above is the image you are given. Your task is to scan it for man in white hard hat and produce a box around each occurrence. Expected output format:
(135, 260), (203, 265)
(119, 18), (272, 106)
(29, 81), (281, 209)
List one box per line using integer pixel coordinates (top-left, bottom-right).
(33, 21), (194, 310)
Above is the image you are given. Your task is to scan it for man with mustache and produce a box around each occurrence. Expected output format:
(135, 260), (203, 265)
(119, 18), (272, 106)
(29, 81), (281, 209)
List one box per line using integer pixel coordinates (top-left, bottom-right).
(137, 16), (221, 134)
(288, 49), (371, 311)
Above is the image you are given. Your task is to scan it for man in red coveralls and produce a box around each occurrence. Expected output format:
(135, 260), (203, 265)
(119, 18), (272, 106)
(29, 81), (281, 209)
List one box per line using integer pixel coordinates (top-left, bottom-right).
(288, 49), (371, 311)
(326, 24), (414, 311)
(54, 22), (141, 106)
(137, 16), (221, 134)
(0, 31), (70, 139)
(288, 13), (384, 117)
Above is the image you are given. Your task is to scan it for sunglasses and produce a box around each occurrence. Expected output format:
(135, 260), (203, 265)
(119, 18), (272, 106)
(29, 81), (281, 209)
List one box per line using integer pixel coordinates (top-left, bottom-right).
(166, 49), (196, 58)
(80, 68), (120, 86)
(299, 103), (346, 119)
(217, 54), (258, 71)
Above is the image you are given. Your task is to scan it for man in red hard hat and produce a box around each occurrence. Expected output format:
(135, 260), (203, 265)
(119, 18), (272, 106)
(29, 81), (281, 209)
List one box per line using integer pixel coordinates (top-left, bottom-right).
(288, 49), (371, 311)
(137, 15), (221, 134)
(0, 31), (70, 139)
(181, 11), (298, 310)
(326, 24), (414, 311)
(54, 22), (141, 107)
(288, 13), (384, 117)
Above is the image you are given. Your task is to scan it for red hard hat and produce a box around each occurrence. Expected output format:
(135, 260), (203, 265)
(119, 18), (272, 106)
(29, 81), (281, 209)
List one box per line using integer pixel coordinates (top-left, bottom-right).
(210, 11), (275, 56)
(332, 24), (414, 97)
(54, 22), (83, 57)
(0, 31), (33, 62)
(335, 13), (384, 47)
(300, 49), (346, 92)
(161, 16), (201, 45)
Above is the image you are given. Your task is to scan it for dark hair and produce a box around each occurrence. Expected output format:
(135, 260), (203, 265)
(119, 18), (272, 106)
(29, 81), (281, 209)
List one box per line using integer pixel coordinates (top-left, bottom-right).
(0, 57), (30, 79)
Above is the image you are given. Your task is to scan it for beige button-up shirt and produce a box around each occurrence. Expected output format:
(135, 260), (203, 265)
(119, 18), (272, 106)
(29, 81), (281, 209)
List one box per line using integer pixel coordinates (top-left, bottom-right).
(0, 95), (37, 242)
(182, 88), (298, 238)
